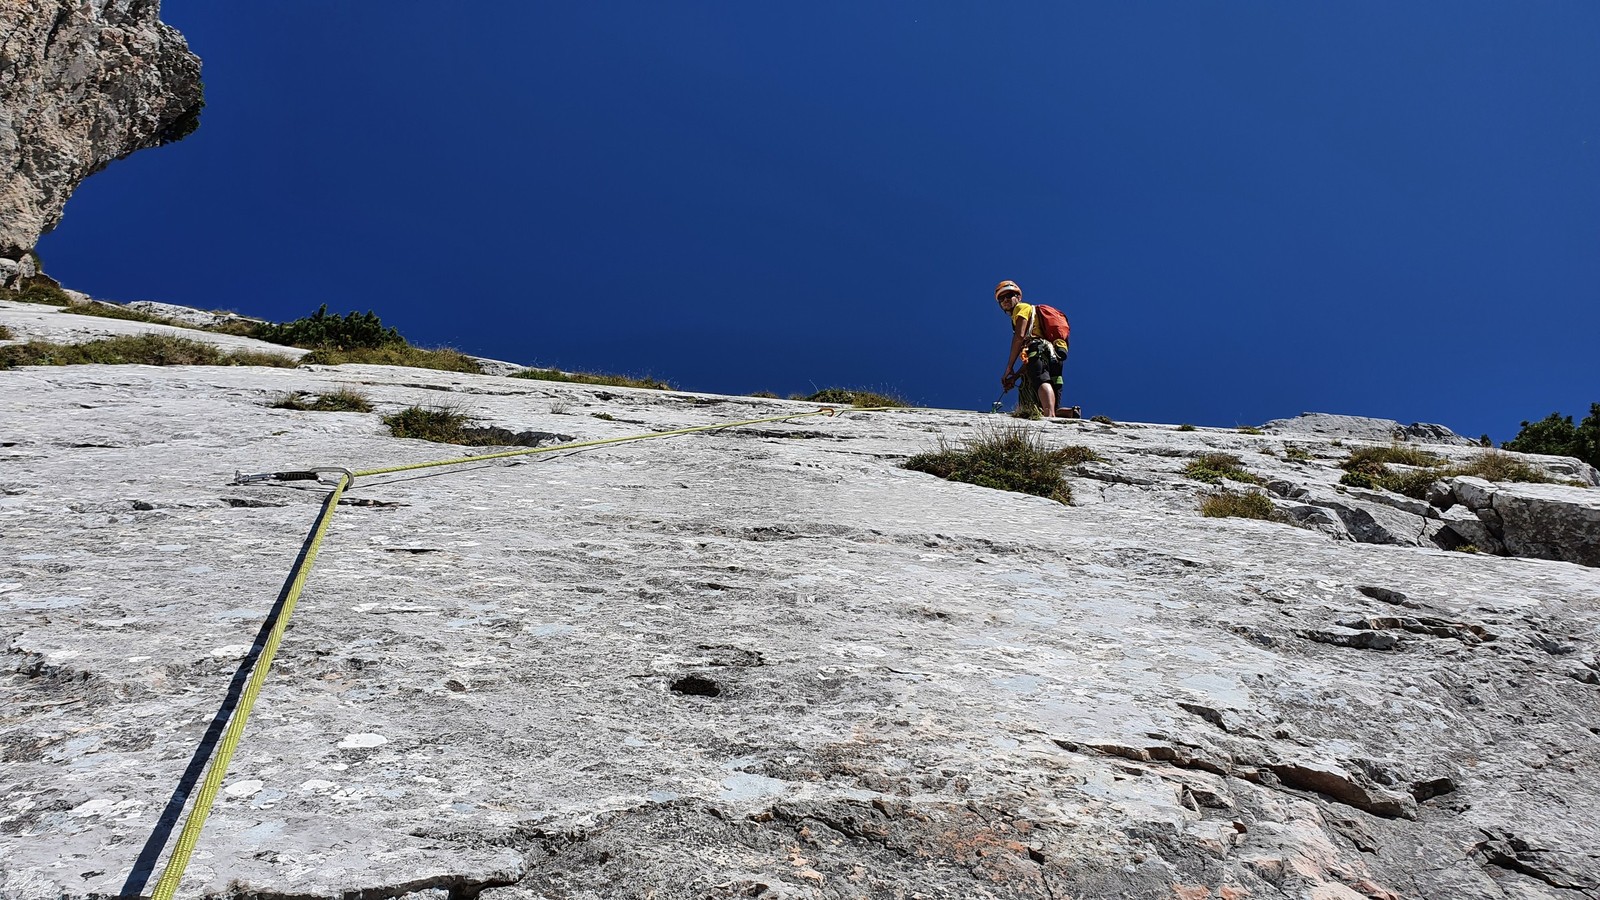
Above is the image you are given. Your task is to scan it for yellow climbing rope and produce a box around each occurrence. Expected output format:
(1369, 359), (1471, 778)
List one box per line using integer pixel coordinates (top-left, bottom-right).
(151, 473), (350, 900)
(148, 404), (892, 898)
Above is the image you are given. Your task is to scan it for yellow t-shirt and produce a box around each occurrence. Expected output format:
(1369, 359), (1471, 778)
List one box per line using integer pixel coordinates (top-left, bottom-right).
(1009, 302), (1069, 352)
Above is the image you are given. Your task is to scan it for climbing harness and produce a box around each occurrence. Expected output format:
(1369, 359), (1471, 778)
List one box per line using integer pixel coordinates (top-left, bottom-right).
(146, 404), (903, 899)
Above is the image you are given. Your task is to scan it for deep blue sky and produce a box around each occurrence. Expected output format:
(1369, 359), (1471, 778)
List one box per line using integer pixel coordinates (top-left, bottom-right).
(40, 3), (1600, 440)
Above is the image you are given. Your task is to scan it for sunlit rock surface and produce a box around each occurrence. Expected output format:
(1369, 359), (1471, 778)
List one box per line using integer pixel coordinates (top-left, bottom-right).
(2, 308), (1598, 899)
(0, 0), (203, 269)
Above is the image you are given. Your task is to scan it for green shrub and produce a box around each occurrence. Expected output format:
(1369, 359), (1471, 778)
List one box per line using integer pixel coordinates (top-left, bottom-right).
(271, 388), (373, 412)
(12, 279), (72, 306)
(903, 426), (1075, 504)
(1452, 544), (1482, 554)
(0, 324), (12, 341)
(1177, 424), (1197, 431)
(303, 345), (482, 374)
(1238, 426), (1264, 435)
(1199, 490), (1284, 521)
(1503, 405), (1600, 469)
(798, 388), (910, 408)
(1284, 446), (1312, 463)
(0, 335), (296, 369)
(253, 304), (404, 351)
(512, 367), (670, 390)
(1184, 452), (1262, 485)
(383, 405), (474, 443)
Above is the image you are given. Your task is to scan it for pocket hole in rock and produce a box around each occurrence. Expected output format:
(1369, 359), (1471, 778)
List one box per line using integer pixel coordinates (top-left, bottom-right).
(670, 675), (721, 698)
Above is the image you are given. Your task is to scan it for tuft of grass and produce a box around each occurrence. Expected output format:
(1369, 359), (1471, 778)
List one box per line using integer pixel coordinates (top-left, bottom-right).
(1199, 490), (1284, 521)
(0, 334), (296, 369)
(591, 412), (615, 421)
(0, 324), (13, 341)
(303, 345), (483, 374)
(903, 426), (1076, 504)
(270, 388), (373, 412)
(1010, 406), (1043, 420)
(1238, 426), (1264, 435)
(798, 388), (910, 408)
(1183, 452), (1263, 485)
(382, 404), (543, 447)
(202, 319), (262, 337)
(1451, 449), (1549, 485)
(512, 367), (670, 390)
(1177, 423), (1197, 431)
(11, 279), (72, 306)
(1341, 447), (1548, 499)
(747, 390), (779, 399)
(1055, 445), (1100, 466)
(1284, 446), (1313, 463)
(384, 405), (474, 443)
(1341, 444), (1445, 475)
(1090, 415), (1114, 425)
(1374, 468), (1441, 499)
(59, 302), (183, 326)
(1452, 544), (1482, 554)
(1339, 470), (1379, 490)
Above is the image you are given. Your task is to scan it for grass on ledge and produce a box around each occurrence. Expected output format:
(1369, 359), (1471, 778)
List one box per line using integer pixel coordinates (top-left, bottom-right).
(0, 324), (13, 341)
(58, 302), (186, 327)
(1341, 444), (1445, 474)
(1199, 490), (1285, 521)
(303, 345), (483, 374)
(511, 367), (671, 390)
(1183, 452), (1263, 485)
(795, 388), (910, 408)
(270, 388), (373, 412)
(1338, 447), (1548, 499)
(9, 280), (72, 306)
(903, 426), (1079, 504)
(0, 334), (297, 369)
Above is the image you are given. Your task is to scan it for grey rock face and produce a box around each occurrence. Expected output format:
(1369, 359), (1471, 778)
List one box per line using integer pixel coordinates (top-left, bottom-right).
(0, 0), (203, 268)
(1442, 476), (1600, 567)
(3, 307), (1600, 899)
(1262, 412), (1476, 446)
(124, 300), (258, 329)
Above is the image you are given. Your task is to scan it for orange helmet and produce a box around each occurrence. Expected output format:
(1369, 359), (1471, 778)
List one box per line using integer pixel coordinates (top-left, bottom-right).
(994, 280), (1021, 301)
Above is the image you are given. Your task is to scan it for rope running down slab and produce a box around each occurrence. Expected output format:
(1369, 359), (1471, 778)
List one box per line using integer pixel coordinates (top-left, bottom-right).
(149, 404), (889, 898)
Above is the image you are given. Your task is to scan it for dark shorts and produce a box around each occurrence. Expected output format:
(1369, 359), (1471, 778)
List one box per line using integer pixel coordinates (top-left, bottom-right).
(1023, 339), (1066, 388)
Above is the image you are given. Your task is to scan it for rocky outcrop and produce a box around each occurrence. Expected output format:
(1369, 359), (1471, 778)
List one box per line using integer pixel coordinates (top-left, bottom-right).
(1262, 412), (1476, 446)
(0, 0), (202, 275)
(1440, 475), (1600, 567)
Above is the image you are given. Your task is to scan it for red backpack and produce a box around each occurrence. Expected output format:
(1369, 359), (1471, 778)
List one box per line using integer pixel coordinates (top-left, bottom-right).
(1034, 304), (1071, 345)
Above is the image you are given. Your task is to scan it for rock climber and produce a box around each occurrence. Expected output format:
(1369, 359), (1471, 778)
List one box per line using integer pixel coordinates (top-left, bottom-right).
(996, 280), (1075, 418)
